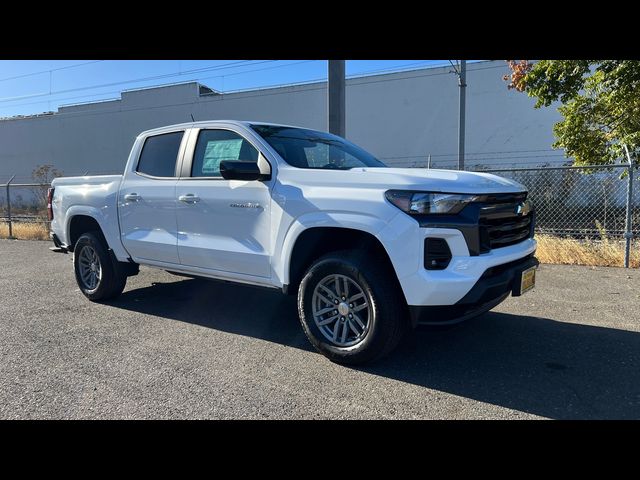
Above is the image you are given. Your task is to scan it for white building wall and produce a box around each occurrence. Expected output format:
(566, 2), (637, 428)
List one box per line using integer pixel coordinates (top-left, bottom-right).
(0, 61), (565, 181)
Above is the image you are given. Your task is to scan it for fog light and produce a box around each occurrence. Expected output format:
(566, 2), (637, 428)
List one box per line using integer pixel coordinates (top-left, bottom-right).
(424, 238), (452, 270)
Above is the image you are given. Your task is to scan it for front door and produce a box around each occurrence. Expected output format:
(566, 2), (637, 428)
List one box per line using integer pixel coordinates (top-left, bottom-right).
(119, 130), (185, 264)
(175, 128), (272, 278)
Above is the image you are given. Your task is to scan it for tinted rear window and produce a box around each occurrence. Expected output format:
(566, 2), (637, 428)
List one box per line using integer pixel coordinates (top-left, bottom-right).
(137, 131), (184, 177)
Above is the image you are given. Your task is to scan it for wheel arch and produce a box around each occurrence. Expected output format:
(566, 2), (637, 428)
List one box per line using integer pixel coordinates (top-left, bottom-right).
(285, 226), (402, 297)
(63, 205), (130, 261)
(67, 214), (108, 252)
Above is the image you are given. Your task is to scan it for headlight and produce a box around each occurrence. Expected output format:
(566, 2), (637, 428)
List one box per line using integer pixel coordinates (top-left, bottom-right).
(385, 190), (479, 215)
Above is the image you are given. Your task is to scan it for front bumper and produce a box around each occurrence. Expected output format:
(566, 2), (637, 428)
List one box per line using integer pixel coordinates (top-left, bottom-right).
(408, 254), (539, 326)
(377, 195), (537, 308)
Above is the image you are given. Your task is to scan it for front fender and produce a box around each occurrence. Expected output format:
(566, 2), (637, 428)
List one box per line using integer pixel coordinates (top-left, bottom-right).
(275, 211), (392, 286)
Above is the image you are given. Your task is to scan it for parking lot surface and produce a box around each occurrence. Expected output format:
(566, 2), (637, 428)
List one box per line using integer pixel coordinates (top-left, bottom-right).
(1, 239), (639, 419)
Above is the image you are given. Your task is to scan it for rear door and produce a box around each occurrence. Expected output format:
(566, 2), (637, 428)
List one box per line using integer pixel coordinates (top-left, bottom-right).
(119, 130), (186, 264)
(175, 127), (272, 278)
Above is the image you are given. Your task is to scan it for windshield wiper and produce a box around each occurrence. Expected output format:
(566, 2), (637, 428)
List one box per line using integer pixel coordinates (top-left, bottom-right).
(304, 137), (343, 145)
(318, 165), (352, 170)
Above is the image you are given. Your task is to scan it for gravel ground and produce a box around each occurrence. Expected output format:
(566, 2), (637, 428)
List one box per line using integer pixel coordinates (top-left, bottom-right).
(1, 239), (639, 419)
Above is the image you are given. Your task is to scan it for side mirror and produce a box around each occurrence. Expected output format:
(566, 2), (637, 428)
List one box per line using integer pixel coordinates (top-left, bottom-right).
(220, 161), (268, 181)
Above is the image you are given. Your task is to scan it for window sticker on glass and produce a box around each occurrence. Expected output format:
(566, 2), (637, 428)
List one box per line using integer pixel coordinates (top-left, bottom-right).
(202, 138), (243, 175)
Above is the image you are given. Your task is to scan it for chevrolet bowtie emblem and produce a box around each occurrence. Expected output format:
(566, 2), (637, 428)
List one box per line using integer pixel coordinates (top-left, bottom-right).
(515, 202), (531, 216)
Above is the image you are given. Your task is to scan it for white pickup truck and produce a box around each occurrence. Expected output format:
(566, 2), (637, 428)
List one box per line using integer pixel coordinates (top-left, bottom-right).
(49, 120), (538, 364)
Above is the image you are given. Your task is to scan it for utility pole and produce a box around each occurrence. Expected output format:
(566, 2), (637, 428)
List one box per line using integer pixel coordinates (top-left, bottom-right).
(458, 60), (466, 170)
(328, 60), (346, 137)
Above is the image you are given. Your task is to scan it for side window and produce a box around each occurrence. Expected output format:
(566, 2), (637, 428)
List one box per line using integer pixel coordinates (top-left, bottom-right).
(192, 129), (259, 178)
(136, 131), (184, 177)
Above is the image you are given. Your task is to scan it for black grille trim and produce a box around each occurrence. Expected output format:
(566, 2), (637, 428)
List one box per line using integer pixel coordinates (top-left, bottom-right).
(415, 192), (535, 256)
(479, 197), (534, 252)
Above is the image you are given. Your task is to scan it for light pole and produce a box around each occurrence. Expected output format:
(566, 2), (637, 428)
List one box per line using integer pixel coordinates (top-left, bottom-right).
(449, 60), (467, 170)
(328, 60), (346, 137)
(458, 60), (466, 171)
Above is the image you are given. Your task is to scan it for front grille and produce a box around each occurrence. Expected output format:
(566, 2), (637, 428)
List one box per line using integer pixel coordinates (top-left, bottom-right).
(478, 193), (534, 253)
(414, 192), (535, 256)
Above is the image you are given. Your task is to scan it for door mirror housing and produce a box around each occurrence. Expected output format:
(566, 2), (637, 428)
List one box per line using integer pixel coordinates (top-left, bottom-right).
(220, 153), (271, 181)
(220, 160), (269, 181)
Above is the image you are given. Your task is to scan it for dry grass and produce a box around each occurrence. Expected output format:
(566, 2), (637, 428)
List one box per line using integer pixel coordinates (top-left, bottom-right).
(0, 222), (49, 241)
(1, 222), (637, 268)
(536, 234), (639, 268)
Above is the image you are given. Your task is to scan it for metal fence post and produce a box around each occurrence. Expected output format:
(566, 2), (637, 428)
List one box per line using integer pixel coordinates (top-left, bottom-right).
(5, 175), (15, 239)
(624, 165), (634, 268)
(623, 146), (634, 268)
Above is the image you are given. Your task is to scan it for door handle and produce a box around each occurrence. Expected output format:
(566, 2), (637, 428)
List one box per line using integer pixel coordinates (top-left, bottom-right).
(124, 193), (141, 202)
(179, 194), (201, 203)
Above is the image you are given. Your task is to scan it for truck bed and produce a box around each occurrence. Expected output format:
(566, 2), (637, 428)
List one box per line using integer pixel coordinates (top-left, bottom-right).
(52, 174), (122, 187)
(50, 175), (123, 252)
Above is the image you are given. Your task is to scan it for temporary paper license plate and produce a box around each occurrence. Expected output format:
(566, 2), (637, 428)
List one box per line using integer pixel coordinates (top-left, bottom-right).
(520, 266), (536, 294)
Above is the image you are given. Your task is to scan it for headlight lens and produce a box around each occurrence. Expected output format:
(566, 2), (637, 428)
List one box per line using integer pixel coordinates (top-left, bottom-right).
(385, 190), (479, 215)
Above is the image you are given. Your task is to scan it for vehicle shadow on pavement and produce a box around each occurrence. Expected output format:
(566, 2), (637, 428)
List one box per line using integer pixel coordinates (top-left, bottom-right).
(369, 313), (640, 420)
(111, 278), (640, 419)
(111, 278), (314, 352)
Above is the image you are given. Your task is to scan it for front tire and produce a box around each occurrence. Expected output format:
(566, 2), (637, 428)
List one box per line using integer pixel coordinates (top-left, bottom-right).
(73, 231), (127, 301)
(297, 250), (407, 365)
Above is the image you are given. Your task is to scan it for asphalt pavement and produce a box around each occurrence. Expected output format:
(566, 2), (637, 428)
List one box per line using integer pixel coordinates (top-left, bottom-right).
(1, 239), (639, 419)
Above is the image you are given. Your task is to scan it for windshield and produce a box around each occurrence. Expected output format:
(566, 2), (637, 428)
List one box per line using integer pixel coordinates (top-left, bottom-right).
(250, 124), (387, 170)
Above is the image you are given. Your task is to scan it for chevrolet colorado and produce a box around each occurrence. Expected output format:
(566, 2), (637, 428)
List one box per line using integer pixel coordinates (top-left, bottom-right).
(49, 120), (538, 364)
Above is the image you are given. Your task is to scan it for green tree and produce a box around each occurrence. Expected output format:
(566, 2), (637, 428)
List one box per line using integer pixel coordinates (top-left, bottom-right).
(504, 60), (640, 165)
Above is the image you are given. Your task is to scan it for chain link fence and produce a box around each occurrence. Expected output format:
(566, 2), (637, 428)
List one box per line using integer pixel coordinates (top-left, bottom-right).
(471, 163), (639, 267)
(474, 164), (639, 238)
(0, 178), (51, 239)
(1, 163), (639, 266)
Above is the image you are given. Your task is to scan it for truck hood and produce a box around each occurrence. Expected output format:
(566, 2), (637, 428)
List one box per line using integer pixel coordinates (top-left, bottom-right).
(280, 167), (526, 194)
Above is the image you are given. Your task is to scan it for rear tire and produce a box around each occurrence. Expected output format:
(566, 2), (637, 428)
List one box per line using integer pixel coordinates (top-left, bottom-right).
(73, 231), (127, 301)
(297, 250), (407, 365)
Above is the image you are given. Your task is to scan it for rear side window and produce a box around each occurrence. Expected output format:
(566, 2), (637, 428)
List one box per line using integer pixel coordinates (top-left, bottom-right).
(192, 129), (258, 178)
(136, 131), (184, 177)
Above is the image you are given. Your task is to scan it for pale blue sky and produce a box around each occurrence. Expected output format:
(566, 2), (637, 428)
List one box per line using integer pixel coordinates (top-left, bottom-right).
(0, 60), (476, 118)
